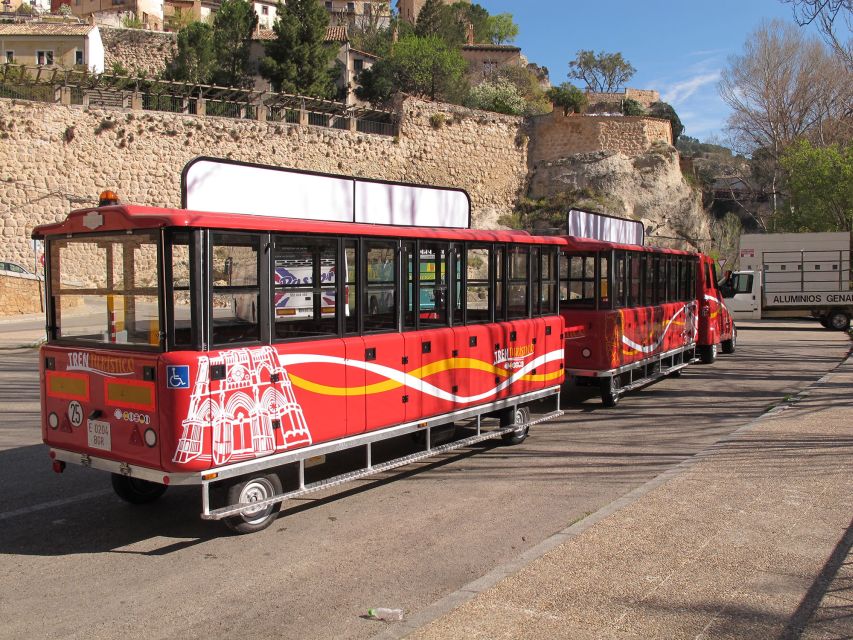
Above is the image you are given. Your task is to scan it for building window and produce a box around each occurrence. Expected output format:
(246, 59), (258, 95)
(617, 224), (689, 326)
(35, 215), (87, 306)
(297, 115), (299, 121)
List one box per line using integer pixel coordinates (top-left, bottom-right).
(353, 58), (364, 73)
(36, 50), (54, 66)
(75, 49), (84, 65)
(483, 60), (497, 77)
(347, 1), (354, 11)
(4, 51), (13, 64)
(325, 1), (331, 8)
(261, 5), (268, 13)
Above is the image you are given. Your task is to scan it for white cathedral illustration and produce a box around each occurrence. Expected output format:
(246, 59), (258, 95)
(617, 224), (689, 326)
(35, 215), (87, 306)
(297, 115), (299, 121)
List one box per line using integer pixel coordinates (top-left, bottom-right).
(173, 347), (312, 466)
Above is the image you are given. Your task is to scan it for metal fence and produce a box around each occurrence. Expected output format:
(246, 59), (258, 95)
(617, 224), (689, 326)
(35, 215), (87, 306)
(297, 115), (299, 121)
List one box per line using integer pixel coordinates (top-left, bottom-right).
(0, 64), (398, 137)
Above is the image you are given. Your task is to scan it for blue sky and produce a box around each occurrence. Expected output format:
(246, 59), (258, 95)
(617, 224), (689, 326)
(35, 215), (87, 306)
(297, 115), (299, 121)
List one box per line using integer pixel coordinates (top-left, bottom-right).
(480, 0), (803, 142)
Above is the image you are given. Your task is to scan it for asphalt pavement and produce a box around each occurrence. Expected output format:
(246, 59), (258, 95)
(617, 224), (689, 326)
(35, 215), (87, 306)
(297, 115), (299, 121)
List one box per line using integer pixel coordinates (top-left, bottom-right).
(0, 318), (850, 639)
(393, 335), (853, 639)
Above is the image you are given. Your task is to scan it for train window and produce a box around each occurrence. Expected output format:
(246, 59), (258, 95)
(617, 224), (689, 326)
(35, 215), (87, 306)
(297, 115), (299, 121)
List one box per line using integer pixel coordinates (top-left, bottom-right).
(628, 252), (642, 307)
(364, 240), (398, 332)
(403, 241), (417, 330)
(211, 232), (261, 346)
(508, 245), (530, 319)
(169, 231), (193, 348)
(344, 240), (359, 334)
(272, 236), (338, 340)
(495, 245), (506, 320)
(613, 251), (627, 309)
(540, 247), (558, 315)
(562, 254), (596, 308)
(643, 254), (655, 306)
(466, 244), (491, 323)
(452, 244), (463, 325)
(599, 253), (610, 308)
(418, 242), (449, 327)
(655, 255), (666, 304)
(531, 247), (540, 317)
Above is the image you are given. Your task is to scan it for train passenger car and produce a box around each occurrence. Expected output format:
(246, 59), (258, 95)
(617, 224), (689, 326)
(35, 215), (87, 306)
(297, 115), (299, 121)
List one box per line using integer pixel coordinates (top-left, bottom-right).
(34, 197), (565, 533)
(558, 237), (702, 406)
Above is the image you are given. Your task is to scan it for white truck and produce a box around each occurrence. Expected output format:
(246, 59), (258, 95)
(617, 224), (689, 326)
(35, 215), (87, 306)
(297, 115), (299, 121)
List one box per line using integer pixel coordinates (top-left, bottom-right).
(721, 232), (853, 331)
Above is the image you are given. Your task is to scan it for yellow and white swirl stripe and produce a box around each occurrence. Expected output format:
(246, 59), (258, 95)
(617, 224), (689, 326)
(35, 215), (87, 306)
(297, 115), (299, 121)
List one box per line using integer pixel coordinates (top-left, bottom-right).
(621, 305), (689, 355)
(277, 350), (564, 403)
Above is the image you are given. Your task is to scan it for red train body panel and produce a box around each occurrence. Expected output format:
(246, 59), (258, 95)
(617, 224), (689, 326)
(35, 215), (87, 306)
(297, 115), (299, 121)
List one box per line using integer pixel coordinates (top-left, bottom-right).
(40, 320), (564, 475)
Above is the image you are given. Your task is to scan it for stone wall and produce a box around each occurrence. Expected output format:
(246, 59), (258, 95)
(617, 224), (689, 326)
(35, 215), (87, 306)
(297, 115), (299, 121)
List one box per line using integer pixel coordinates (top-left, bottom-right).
(0, 273), (43, 315)
(529, 112), (672, 165)
(100, 26), (176, 76)
(0, 95), (528, 270)
(585, 88), (661, 109)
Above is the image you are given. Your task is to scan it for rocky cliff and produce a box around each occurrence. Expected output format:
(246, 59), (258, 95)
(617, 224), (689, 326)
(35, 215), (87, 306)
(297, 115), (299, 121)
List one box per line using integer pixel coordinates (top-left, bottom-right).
(526, 143), (711, 251)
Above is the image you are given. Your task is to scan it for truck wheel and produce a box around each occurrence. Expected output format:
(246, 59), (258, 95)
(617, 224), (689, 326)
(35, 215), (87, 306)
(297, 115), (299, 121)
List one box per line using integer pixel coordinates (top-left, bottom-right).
(827, 310), (851, 331)
(819, 317), (830, 328)
(111, 473), (168, 504)
(500, 406), (530, 445)
(224, 473), (282, 534)
(721, 329), (737, 354)
(699, 343), (717, 364)
(599, 375), (620, 408)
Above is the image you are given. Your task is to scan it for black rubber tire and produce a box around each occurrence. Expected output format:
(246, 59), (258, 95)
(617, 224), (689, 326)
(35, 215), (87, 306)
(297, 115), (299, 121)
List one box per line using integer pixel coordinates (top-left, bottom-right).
(223, 473), (283, 534)
(827, 310), (851, 332)
(819, 317), (831, 328)
(500, 406), (530, 445)
(699, 343), (717, 364)
(599, 375), (620, 408)
(111, 473), (168, 504)
(721, 328), (737, 354)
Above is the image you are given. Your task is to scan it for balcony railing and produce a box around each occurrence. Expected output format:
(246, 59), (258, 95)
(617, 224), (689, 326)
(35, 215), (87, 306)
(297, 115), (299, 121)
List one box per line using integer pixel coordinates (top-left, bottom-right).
(0, 64), (398, 137)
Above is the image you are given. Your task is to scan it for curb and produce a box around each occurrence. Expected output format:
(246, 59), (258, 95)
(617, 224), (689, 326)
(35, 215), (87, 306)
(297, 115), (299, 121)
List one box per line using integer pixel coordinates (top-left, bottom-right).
(371, 345), (853, 640)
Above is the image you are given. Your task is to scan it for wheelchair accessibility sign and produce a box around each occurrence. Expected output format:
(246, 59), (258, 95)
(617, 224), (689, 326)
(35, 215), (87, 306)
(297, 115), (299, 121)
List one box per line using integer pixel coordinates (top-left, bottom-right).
(167, 365), (190, 389)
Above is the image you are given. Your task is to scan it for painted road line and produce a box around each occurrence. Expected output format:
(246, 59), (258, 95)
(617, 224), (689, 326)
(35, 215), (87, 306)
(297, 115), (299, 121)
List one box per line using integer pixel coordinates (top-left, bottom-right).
(0, 489), (112, 521)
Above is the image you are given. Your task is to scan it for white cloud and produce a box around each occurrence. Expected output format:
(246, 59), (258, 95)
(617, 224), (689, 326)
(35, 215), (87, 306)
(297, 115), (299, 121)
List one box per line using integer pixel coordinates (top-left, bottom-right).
(661, 71), (721, 105)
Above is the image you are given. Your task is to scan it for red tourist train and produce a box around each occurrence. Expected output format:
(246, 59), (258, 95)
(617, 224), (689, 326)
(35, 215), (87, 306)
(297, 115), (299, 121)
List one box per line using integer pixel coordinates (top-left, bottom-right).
(35, 198), (566, 532)
(557, 237), (736, 406)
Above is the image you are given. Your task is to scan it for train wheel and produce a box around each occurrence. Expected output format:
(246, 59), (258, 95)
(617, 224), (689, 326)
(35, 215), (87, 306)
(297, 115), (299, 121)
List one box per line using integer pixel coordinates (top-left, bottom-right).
(224, 473), (282, 534)
(721, 329), (737, 354)
(501, 406), (530, 445)
(599, 376), (620, 408)
(111, 473), (168, 504)
(699, 343), (717, 364)
(827, 310), (851, 331)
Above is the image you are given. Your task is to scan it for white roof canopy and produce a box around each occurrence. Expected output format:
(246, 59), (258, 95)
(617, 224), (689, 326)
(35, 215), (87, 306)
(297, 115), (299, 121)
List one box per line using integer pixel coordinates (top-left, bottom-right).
(181, 158), (471, 228)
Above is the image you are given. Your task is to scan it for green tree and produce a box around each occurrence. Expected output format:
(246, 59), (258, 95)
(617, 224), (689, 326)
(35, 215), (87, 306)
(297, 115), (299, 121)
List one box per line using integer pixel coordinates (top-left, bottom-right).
(545, 82), (587, 115)
(259, 0), (338, 97)
(414, 0), (449, 38)
(568, 50), (636, 92)
(647, 101), (684, 141)
(486, 13), (518, 44)
(779, 140), (853, 231)
(621, 98), (644, 116)
(164, 22), (216, 83)
(465, 78), (525, 115)
(210, 0), (257, 87)
(166, 7), (198, 33)
(355, 35), (467, 104)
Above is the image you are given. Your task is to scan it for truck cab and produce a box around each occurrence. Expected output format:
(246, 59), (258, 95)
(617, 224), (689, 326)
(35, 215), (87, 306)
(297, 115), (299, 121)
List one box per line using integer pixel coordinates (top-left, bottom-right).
(720, 270), (761, 320)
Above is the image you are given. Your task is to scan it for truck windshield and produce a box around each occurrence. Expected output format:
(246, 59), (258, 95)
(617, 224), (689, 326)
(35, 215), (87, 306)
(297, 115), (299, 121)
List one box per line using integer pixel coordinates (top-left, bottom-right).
(48, 231), (161, 348)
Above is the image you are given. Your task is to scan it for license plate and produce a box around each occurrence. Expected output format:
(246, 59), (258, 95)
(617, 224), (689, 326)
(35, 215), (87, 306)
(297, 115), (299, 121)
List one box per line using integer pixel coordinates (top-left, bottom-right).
(87, 419), (111, 451)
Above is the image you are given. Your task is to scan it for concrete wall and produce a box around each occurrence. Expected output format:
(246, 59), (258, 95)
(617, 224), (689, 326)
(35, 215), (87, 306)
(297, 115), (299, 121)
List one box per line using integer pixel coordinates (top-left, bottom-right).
(529, 112), (672, 165)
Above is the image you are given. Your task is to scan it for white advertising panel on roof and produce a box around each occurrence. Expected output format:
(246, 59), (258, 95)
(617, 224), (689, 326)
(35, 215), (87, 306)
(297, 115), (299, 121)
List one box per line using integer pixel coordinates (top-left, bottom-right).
(567, 209), (644, 246)
(182, 158), (470, 228)
(354, 181), (469, 227)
